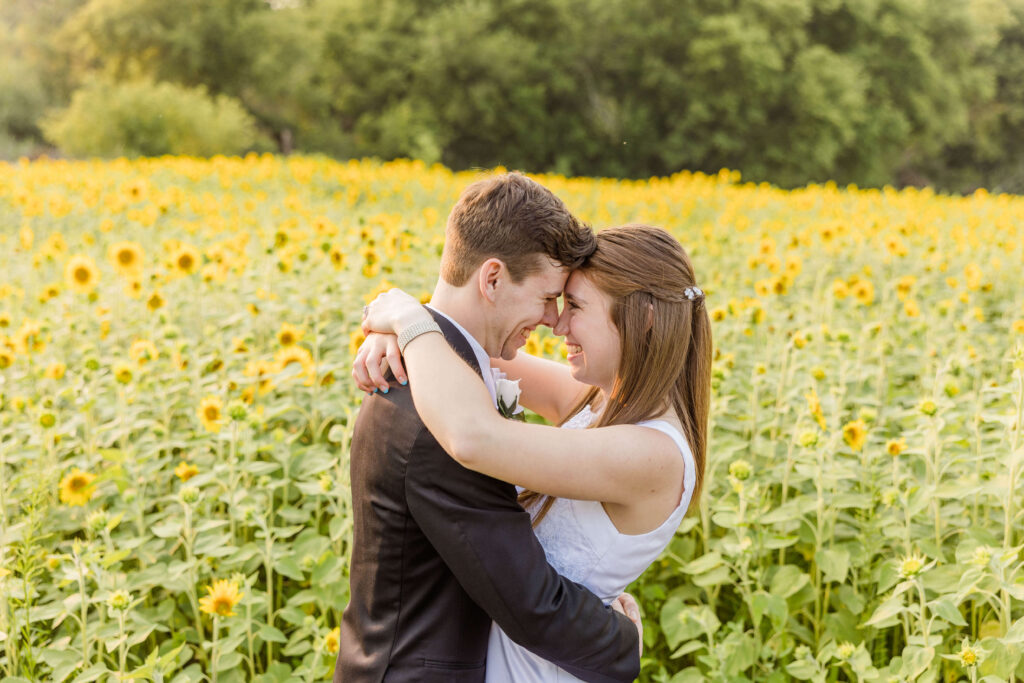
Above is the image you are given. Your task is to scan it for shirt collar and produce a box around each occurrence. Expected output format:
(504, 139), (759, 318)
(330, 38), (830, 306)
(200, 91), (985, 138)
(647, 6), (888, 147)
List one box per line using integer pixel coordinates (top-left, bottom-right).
(425, 304), (497, 405)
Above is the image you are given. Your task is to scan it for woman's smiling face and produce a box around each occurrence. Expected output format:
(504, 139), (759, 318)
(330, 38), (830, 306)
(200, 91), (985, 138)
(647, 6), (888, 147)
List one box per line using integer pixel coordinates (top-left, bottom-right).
(553, 270), (621, 393)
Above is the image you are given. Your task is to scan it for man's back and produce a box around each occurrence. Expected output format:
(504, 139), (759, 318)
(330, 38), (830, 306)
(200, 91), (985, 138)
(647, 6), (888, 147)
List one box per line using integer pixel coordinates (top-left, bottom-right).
(338, 348), (494, 680)
(336, 310), (640, 683)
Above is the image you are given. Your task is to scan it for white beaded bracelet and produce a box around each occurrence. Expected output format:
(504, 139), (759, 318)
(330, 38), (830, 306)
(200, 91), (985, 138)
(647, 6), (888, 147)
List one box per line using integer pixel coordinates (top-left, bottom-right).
(397, 319), (443, 355)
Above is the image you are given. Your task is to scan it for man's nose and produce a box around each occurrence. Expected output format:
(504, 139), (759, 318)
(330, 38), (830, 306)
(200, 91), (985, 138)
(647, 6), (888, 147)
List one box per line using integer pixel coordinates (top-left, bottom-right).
(541, 299), (560, 328)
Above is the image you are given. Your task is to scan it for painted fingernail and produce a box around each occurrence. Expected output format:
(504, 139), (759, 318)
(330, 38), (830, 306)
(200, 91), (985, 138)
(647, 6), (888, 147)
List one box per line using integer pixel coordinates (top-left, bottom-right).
(382, 387), (389, 394)
(373, 388), (378, 393)
(400, 378), (408, 385)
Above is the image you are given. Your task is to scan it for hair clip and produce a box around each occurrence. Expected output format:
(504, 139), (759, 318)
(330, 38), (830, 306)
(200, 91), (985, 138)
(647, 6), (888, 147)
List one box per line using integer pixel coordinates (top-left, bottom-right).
(684, 286), (703, 300)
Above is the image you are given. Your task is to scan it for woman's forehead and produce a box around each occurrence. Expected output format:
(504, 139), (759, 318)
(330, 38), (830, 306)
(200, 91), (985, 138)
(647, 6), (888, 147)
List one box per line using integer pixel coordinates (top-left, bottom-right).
(564, 270), (594, 298)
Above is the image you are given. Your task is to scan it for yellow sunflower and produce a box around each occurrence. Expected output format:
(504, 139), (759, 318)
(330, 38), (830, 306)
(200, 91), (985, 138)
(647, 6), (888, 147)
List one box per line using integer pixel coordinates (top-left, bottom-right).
(45, 362), (66, 379)
(107, 241), (145, 276)
(350, 329), (366, 360)
(805, 388), (826, 430)
(524, 332), (541, 356)
(895, 275), (916, 301)
(39, 282), (61, 303)
(842, 419), (868, 452)
(13, 319), (45, 354)
(198, 395), (224, 433)
(325, 626), (341, 655)
(64, 254), (100, 294)
(886, 438), (906, 456)
(59, 467), (97, 506)
(174, 460), (199, 482)
(198, 578), (244, 617)
(832, 279), (849, 300)
(129, 339), (159, 365)
(113, 362), (133, 384)
(146, 290), (165, 312)
(124, 278), (143, 299)
(244, 359), (278, 396)
(329, 246), (346, 271)
(171, 243), (201, 276)
(277, 323), (304, 348)
(274, 345), (314, 372)
(852, 280), (875, 306)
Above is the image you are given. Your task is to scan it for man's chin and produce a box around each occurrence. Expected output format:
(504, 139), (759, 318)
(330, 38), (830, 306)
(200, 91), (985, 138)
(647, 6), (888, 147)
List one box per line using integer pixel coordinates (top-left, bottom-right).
(498, 343), (523, 361)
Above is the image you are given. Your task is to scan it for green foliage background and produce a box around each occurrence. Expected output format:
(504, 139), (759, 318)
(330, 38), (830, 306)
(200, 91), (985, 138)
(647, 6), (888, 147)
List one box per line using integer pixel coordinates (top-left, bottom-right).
(2, 0), (1024, 192)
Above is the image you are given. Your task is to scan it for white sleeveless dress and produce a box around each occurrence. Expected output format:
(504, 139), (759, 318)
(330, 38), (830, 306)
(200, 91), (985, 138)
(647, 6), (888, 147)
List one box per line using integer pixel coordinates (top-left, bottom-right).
(485, 405), (698, 682)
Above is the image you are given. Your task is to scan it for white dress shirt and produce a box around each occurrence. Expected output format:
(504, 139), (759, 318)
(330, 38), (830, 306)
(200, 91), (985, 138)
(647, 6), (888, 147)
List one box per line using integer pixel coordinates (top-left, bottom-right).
(425, 304), (497, 407)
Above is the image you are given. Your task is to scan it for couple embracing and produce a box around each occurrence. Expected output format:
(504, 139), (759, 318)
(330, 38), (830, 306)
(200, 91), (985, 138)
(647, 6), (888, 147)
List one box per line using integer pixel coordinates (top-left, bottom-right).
(336, 172), (711, 682)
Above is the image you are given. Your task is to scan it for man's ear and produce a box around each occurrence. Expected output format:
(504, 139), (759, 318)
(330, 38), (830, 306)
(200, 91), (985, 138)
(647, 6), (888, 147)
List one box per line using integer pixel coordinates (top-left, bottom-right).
(477, 258), (505, 303)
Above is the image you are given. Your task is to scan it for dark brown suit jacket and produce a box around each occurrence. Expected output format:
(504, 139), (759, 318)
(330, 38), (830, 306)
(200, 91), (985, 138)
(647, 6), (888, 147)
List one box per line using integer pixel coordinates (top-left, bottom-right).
(335, 308), (640, 682)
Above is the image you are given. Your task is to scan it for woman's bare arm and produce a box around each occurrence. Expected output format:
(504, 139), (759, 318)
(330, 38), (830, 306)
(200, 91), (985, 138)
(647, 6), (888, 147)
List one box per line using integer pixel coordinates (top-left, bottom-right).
(400, 330), (682, 504)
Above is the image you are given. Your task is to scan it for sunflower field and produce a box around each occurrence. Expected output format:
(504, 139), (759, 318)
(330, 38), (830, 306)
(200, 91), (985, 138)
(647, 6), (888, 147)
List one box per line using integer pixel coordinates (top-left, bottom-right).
(1, 155), (1023, 683)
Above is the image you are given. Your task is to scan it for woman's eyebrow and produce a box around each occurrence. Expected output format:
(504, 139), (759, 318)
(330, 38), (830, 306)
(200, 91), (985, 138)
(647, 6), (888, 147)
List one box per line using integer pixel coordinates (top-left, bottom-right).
(565, 292), (586, 305)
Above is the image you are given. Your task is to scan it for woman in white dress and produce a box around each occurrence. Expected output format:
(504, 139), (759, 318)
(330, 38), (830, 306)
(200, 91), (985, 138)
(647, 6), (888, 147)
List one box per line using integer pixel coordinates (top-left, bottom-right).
(355, 224), (711, 682)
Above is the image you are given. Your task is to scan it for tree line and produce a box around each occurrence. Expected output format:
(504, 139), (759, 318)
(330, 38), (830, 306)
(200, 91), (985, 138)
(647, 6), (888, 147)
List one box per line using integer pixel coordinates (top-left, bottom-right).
(2, 0), (1023, 192)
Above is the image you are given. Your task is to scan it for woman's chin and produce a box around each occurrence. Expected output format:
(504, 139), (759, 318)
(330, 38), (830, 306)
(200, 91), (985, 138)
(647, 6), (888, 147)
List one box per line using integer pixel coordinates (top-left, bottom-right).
(567, 363), (587, 383)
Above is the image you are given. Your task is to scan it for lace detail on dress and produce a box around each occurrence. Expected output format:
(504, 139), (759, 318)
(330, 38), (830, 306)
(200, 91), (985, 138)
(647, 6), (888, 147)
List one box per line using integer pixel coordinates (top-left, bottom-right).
(532, 498), (603, 583)
(561, 404), (596, 430)
(529, 404), (604, 582)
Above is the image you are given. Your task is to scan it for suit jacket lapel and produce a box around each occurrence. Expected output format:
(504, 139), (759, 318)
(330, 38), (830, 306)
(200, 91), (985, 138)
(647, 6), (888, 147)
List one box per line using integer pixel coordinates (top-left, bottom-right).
(425, 307), (486, 383)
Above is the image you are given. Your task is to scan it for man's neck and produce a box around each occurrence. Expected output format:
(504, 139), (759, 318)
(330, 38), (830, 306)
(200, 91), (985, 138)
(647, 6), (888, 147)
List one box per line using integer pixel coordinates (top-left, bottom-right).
(429, 281), (490, 353)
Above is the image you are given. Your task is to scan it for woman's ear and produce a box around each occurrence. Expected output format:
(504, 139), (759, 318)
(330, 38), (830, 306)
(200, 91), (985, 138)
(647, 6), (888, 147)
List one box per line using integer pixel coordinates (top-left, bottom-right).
(477, 258), (505, 303)
(646, 302), (654, 332)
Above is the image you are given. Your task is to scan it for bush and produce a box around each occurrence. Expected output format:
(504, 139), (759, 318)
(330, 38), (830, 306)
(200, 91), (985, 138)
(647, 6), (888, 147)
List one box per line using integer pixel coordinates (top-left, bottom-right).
(0, 57), (47, 142)
(42, 79), (260, 158)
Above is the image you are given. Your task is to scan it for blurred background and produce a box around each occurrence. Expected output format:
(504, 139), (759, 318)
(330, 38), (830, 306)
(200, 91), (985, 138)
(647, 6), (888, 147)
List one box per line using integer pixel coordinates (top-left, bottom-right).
(2, 0), (1023, 193)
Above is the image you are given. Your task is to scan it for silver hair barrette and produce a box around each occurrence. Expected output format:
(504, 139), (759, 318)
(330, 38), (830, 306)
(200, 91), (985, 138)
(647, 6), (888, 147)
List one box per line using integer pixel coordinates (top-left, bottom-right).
(684, 286), (704, 300)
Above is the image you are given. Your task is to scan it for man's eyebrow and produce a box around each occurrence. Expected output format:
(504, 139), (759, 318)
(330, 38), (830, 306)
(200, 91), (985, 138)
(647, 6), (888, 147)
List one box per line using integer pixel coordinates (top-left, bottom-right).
(545, 290), (563, 298)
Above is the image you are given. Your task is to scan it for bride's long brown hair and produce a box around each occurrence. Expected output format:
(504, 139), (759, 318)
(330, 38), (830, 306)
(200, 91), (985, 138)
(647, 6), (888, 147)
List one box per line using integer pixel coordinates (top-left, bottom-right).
(518, 224), (712, 525)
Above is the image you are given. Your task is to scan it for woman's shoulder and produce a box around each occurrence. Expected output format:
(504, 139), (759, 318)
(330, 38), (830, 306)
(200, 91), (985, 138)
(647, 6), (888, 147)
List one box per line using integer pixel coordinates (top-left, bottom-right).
(632, 415), (692, 460)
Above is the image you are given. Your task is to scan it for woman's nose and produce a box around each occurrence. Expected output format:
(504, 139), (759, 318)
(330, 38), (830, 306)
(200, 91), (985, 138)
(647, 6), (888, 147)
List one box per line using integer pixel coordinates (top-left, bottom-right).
(552, 308), (570, 336)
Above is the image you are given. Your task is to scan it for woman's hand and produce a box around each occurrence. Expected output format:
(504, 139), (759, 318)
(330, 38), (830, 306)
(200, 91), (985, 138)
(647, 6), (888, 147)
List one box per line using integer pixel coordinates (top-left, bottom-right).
(611, 592), (643, 657)
(361, 288), (430, 337)
(352, 332), (407, 394)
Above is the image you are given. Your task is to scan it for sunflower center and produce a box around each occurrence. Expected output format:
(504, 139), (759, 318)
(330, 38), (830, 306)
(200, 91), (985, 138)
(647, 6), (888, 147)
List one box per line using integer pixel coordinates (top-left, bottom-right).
(118, 250), (135, 265)
(204, 406), (220, 421)
(178, 254), (193, 270)
(74, 267), (91, 283)
(69, 475), (89, 491)
(212, 597), (233, 615)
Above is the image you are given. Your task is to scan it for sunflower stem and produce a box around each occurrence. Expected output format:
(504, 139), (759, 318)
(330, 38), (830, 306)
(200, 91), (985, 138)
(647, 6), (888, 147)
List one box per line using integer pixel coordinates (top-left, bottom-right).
(211, 615), (219, 683)
(117, 609), (127, 678)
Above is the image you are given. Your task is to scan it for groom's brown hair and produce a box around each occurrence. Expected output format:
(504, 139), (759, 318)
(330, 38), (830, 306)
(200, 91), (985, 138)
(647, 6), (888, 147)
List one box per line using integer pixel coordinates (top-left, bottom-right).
(440, 172), (595, 286)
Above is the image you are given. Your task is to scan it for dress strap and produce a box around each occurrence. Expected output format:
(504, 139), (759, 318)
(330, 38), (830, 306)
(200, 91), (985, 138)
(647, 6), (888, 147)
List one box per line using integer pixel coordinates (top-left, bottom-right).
(634, 420), (697, 510)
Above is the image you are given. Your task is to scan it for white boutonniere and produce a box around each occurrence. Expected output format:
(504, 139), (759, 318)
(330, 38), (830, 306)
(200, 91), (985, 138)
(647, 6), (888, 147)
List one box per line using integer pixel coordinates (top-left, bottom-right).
(491, 368), (525, 421)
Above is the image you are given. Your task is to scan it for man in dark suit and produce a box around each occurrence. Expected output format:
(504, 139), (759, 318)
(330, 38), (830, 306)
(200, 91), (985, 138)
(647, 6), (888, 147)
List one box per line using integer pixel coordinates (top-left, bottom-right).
(336, 173), (641, 682)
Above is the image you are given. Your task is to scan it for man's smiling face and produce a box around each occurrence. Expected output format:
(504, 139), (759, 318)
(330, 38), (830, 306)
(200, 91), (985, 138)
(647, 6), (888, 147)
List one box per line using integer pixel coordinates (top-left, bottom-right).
(490, 258), (568, 360)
